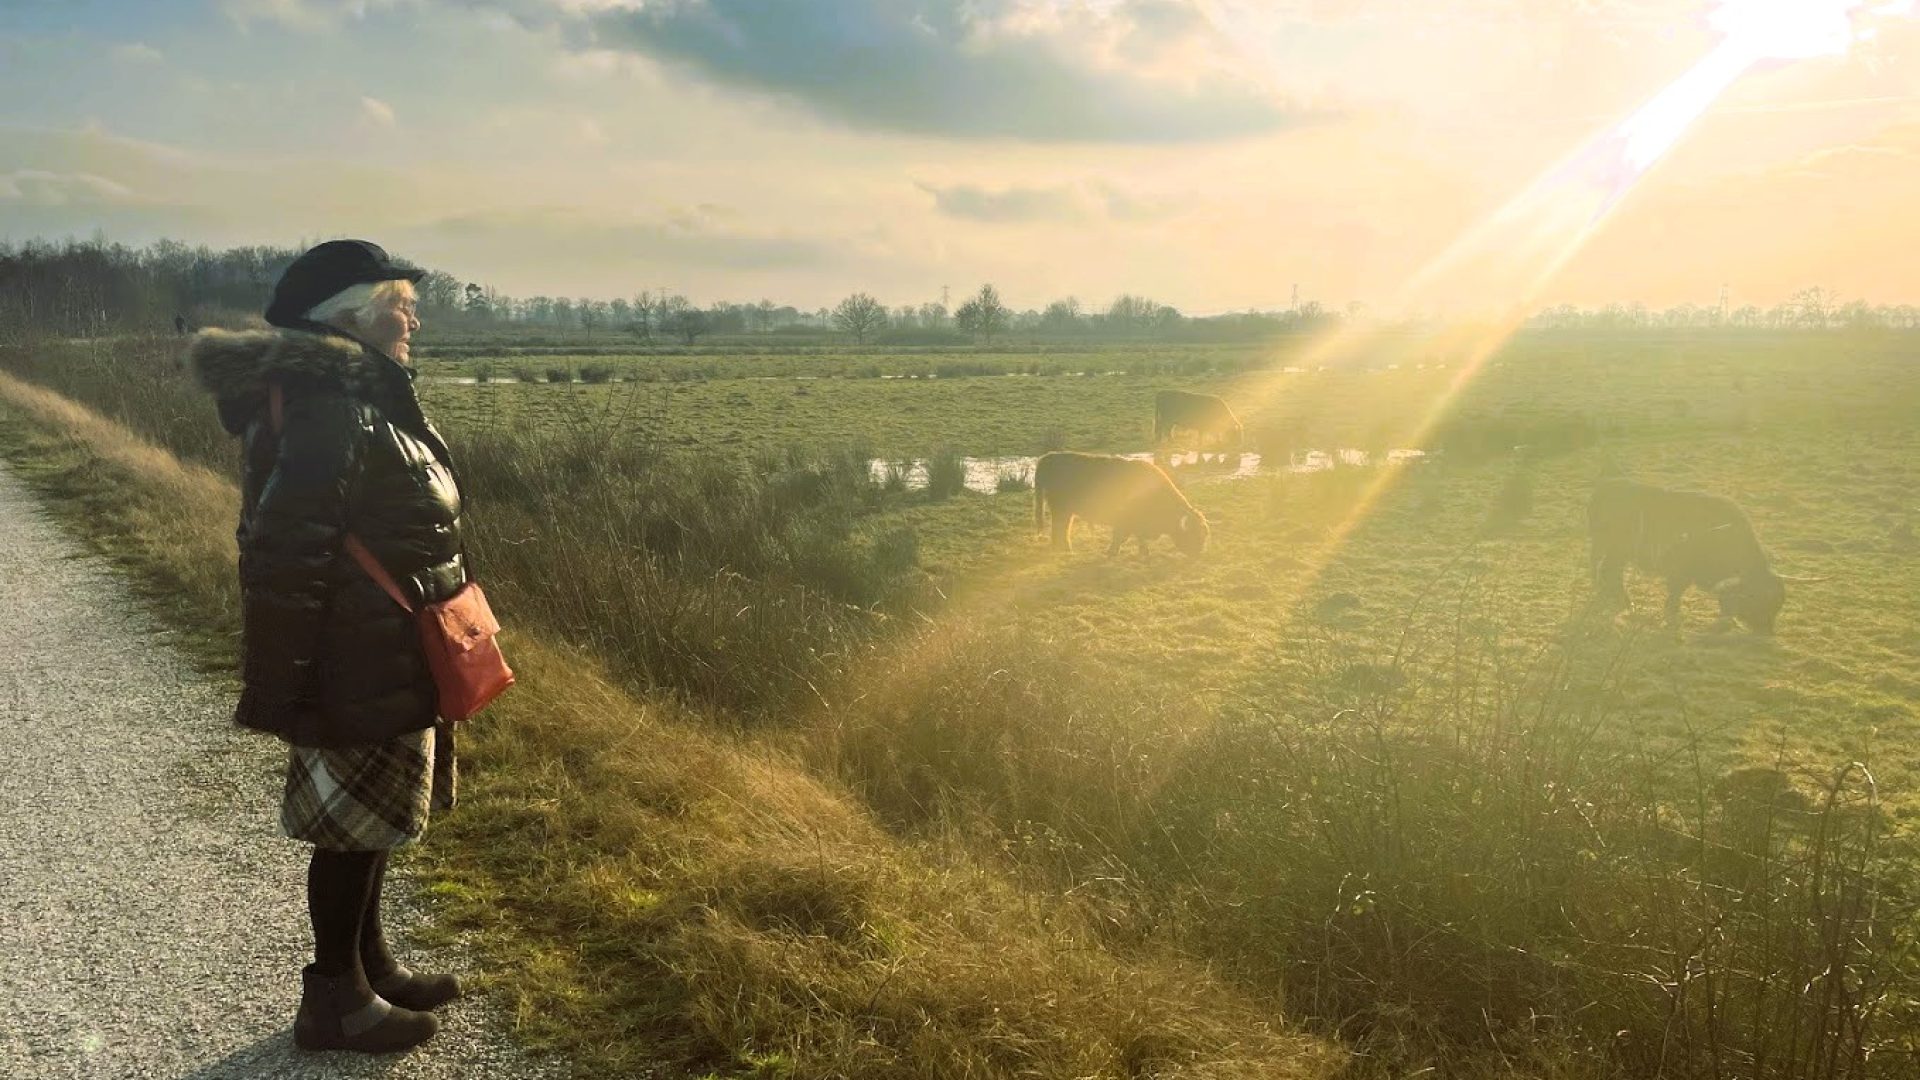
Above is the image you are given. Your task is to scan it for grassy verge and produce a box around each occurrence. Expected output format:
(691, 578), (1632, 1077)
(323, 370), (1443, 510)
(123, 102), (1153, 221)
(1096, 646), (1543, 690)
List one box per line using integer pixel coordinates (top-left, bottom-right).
(0, 368), (1340, 1077)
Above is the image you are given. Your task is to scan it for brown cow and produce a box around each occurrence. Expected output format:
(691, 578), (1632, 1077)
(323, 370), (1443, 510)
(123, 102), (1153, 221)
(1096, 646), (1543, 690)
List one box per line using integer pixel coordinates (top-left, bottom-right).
(1154, 389), (1242, 449)
(1588, 478), (1820, 634)
(1033, 451), (1209, 557)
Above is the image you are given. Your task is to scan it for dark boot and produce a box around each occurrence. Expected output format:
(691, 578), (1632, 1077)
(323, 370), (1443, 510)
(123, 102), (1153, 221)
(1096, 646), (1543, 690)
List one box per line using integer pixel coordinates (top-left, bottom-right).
(371, 966), (463, 1012)
(362, 852), (463, 1011)
(293, 965), (439, 1053)
(297, 847), (440, 1052)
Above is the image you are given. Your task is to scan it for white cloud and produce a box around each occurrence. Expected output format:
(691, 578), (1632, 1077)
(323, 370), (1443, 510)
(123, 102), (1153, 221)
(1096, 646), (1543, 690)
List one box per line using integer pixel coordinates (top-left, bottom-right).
(570, 116), (610, 146)
(360, 96), (399, 128)
(916, 180), (1094, 223)
(0, 170), (137, 206)
(480, 107), (612, 149)
(915, 178), (1190, 224)
(223, 0), (415, 31)
(110, 42), (164, 65)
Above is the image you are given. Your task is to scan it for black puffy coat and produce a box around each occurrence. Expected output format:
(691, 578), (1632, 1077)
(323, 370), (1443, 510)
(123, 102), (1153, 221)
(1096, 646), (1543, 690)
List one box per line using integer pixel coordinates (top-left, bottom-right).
(189, 326), (468, 747)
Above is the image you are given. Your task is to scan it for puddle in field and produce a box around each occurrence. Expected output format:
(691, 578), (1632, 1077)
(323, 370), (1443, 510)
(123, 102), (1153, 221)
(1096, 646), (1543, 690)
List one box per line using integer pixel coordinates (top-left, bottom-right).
(869, 456), (1040, 494)
(866, 447), (1429, 494)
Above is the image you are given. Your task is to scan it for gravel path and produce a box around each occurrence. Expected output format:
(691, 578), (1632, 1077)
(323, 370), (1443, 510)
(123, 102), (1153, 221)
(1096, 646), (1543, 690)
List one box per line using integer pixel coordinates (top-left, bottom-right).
(0, 461), (565, 1079)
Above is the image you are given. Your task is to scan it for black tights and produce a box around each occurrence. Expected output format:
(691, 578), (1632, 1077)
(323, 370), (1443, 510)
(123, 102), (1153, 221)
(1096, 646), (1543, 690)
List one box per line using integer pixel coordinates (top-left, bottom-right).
(362, 852), (398, 981)
(306, 849), (396, 994)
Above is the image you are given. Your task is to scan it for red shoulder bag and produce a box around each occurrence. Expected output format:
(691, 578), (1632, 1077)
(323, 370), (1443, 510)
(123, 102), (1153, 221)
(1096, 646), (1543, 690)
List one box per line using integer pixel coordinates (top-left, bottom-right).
(270, 385), (514, 722)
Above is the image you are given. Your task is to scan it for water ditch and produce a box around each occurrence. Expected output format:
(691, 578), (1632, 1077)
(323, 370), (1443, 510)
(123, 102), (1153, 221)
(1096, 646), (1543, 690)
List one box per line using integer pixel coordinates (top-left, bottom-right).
(867, 448), (1430, 495)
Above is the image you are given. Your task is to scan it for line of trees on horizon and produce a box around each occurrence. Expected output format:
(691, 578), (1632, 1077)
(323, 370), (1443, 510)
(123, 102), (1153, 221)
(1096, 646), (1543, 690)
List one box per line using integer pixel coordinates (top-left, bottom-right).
(5, 235), (1918, 345)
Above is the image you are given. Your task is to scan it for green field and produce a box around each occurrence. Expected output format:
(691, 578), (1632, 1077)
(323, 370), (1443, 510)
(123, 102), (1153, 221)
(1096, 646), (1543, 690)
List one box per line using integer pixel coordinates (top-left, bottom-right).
(449, 328), (1918, 1058)
(414, 334), (1920, 783)
(5, 327), (1916, 1077)
(414, 332), (1911, 457)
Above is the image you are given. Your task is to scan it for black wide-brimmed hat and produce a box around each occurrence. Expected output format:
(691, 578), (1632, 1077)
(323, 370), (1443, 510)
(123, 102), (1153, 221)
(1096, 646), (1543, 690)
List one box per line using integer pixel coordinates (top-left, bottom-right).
(265, 239), (423, 329)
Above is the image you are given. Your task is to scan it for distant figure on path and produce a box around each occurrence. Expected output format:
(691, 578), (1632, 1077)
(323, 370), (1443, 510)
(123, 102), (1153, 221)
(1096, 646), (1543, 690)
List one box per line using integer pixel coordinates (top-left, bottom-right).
(173, 313), (188, 335)
(186, 240), (470, 1054)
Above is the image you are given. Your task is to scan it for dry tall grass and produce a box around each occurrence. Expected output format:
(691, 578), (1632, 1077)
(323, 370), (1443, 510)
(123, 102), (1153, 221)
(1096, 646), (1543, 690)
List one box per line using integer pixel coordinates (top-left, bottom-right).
(813, 589), (1919, 1078)
(0, 368), (239, 643)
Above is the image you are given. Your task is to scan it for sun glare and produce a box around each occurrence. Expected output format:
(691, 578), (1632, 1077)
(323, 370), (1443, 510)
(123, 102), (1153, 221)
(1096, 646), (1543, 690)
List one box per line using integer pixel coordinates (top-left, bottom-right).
(1194, 0), (1919, 634)
(1397, 0), (1918, 317)
(807, 0), (1919, 752)
(1713, 0), (1874, 60)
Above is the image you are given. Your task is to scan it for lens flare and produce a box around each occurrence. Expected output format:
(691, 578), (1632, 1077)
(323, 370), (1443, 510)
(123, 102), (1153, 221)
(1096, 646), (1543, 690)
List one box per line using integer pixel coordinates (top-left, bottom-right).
(1168, 0), (1919, 647)
(1406, 0), (1910, 313)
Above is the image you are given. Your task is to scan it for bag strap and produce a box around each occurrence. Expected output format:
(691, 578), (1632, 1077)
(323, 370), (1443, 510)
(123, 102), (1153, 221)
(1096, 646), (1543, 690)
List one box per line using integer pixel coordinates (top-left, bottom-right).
(268, 384), (417, 614)
(343, 535), (416, 613)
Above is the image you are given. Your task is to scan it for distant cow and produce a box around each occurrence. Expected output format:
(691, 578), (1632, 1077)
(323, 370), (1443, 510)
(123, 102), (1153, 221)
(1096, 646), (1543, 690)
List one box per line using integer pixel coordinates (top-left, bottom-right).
(1588, 478), (1816, 634)
(1034, 451), (1209, 557)
(1154, 390), (1242, 449)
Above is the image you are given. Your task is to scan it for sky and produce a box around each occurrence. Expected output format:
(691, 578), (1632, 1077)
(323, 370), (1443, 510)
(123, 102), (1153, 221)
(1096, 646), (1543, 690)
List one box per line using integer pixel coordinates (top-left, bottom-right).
(2, 0), (1919, 314)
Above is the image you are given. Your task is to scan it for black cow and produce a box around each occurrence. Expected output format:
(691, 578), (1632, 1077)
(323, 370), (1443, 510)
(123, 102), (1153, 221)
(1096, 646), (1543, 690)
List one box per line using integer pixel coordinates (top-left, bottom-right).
(1588, 478), (1816, 634)
(1034, 451), (1209, 557)
(1154, 390), (1241, 449)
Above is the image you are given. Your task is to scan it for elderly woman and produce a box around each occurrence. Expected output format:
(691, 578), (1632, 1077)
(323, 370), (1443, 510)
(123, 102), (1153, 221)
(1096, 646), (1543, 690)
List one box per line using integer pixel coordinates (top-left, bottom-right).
(188, 240), (468, 1053)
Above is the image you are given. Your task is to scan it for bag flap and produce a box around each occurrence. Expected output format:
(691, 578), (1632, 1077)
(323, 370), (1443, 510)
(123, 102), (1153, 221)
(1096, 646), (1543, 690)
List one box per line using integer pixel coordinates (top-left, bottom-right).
(429, 582), (502, 652)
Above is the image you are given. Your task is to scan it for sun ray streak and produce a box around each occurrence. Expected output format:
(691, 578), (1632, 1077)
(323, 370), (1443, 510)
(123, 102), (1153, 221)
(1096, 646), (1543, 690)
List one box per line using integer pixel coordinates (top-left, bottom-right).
(810, 2), (1918, 750)
(1166, 0), (1920, 643)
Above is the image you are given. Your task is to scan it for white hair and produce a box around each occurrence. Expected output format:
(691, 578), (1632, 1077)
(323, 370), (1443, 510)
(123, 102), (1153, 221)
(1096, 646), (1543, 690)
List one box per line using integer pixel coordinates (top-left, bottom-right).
(305, 278), (414, 330)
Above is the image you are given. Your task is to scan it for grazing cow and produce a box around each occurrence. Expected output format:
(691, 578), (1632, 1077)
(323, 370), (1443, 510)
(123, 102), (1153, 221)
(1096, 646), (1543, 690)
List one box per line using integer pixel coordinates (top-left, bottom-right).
(1154, 390), (1242, 449)
(1588, 478), (1816, 634)
(1034, 451), (1209, 557)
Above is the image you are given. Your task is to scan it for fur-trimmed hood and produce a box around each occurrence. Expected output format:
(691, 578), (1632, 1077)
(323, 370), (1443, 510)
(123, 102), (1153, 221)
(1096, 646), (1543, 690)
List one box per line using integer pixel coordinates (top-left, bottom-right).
(186, 327), (394, 435)
(188, 327), (378, 399)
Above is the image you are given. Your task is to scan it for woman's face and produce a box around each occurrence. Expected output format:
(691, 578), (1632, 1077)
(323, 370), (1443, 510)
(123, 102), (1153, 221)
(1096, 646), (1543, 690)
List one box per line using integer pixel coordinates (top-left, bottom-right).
(362, 288), (420, 363)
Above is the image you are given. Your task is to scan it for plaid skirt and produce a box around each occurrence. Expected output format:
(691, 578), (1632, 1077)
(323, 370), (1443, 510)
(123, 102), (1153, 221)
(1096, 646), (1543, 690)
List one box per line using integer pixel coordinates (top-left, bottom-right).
(282, 724), (457, 851)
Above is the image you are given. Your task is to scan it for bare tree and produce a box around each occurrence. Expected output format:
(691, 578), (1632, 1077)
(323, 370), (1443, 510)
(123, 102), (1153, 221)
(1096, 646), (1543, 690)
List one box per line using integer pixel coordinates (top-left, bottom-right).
(660, 295), (707, 344)
(416, 270), (462, 314)
(1104, 293), (1158, 333)
(954, 284), (1010, 344)
(1041, 297), (1082, 333)
(578, 297), (606, 333)
(832, 292), (888, 343)
(629, 291), (656, 339)
(1789, 286), (1832, 329)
